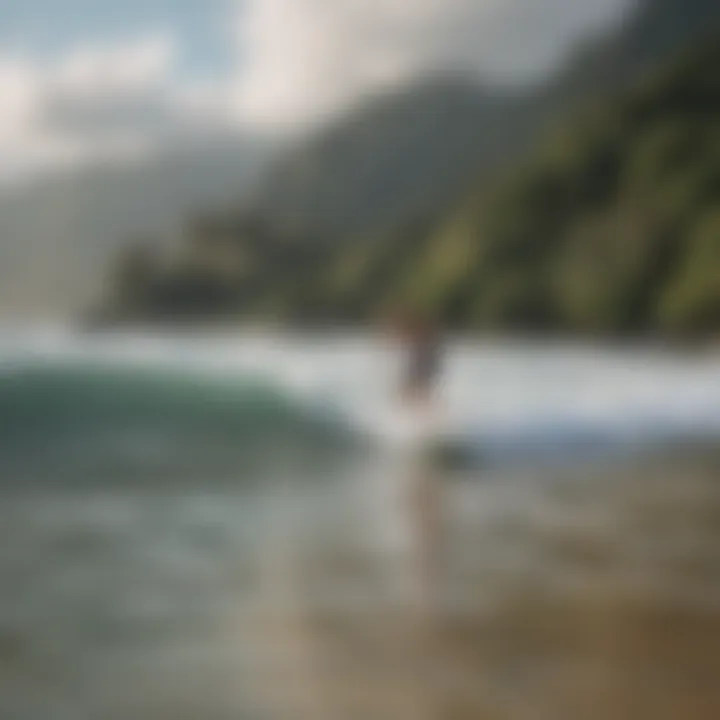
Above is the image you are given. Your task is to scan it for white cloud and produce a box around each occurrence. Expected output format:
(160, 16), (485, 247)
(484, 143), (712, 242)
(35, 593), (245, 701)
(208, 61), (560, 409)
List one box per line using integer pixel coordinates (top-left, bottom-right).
(0, 58), (41, 139)
(0, 0), (635, 182)
(0, 35), (236, 185)
(234, 0), (632, 128)
(54, 36), (174, 95)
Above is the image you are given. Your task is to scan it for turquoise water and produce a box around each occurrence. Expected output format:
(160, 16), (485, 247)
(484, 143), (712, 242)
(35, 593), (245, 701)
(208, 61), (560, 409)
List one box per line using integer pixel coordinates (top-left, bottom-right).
(3, 329), (720, 478)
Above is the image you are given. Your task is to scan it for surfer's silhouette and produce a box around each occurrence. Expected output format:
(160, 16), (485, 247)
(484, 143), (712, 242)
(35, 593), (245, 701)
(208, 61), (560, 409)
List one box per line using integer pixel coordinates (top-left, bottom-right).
(397, 314), (443, 410)
(390, 312), (446, 619)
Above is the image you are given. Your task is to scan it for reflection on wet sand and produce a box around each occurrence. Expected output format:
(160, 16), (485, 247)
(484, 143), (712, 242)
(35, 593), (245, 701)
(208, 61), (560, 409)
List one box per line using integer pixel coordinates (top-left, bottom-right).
(245, 451), (720, 720)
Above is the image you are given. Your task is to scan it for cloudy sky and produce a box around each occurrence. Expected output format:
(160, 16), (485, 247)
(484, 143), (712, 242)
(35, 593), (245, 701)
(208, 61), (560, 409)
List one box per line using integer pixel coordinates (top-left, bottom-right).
(0, 0), (633, 183)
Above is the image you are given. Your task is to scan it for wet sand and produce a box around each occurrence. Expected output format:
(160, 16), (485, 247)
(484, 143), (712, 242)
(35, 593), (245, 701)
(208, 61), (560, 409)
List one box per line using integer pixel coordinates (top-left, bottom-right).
(245, 450), (720, 720)
(0, 449), (718, 719)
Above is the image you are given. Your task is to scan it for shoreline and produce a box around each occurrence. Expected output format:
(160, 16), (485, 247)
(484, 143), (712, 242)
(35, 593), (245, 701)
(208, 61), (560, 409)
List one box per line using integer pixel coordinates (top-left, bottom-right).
(66, 317), (720, 357)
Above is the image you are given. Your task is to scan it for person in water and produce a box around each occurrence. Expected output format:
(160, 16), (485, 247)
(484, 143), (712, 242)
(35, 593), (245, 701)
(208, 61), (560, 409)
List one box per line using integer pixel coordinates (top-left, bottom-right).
(393, 313), (446, 616)
(398, 315), (443, 408)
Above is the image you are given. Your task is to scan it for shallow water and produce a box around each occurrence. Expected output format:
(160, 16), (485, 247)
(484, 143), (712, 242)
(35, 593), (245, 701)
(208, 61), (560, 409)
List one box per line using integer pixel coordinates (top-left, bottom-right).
(1, 329), (719, 719)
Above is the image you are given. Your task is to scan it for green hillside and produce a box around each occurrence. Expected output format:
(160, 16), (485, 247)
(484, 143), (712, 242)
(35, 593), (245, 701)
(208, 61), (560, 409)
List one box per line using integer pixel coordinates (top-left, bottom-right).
(249, 0), (720, 245)
(412, 38), (720, 337)
(284, 38), (719, 338)
(251, 79), (534, 241)
(91, 2), (720, 340)
(0, 137), (271, 318)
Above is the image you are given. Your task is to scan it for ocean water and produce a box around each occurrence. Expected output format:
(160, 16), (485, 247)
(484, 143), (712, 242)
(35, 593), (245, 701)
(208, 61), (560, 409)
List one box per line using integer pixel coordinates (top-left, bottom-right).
(1, 328), (720, 719)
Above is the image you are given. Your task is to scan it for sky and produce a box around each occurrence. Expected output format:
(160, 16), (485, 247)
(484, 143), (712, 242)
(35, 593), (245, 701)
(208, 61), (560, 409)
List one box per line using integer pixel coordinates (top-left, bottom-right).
(0, 0), (634, 183)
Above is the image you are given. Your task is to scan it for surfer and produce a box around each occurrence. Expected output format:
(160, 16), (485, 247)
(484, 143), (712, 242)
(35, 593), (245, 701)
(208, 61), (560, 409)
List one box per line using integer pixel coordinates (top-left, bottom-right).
(391, 312), (447, 617)
(398, 314), (443, 409)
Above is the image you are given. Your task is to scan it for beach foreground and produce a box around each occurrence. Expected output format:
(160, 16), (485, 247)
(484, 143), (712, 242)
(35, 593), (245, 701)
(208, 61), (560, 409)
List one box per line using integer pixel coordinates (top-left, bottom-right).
(243, 450), (720, 720)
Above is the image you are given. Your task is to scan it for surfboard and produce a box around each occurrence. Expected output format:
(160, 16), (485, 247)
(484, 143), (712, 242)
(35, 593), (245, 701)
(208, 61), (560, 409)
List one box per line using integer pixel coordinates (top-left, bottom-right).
(422, 436), (483, 472)
(374, 401), (484, 472)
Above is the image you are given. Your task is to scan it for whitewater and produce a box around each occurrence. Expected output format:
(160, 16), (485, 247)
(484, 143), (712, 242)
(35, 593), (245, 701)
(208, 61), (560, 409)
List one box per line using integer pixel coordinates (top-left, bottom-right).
(2, 327), (720, 475)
